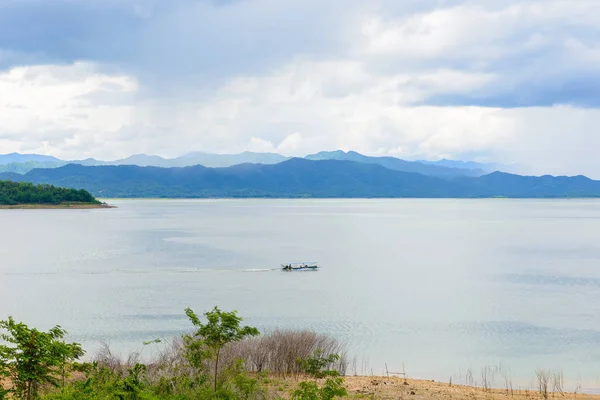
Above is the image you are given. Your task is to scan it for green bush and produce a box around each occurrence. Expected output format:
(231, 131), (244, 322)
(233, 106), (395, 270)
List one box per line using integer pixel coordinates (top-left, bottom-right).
(292, 377), (347, 400)
(299, 350), (341, 379)
(0, 317), (84, 400)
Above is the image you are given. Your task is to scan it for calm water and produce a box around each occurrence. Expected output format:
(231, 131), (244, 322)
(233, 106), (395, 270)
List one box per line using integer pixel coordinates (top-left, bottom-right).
(2, 199), (600, 390)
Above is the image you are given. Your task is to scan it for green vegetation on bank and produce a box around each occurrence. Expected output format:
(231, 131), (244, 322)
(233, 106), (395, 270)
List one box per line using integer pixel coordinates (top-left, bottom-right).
(0, 181), (100, 206)
(0, 307), (348, 400)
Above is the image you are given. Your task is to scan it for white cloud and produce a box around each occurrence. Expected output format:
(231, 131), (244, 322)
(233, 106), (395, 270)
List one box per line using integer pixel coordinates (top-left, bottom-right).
(247, 137), (275, 153)
(277, 132), (309, 154)
(2, 58), (600, 177)
(139, 59), (598, 176)
(0, 62), (137, 158)
(1, 1), (600, 177)
(359, 1), (600, 61)
(247, 133), (315, 155)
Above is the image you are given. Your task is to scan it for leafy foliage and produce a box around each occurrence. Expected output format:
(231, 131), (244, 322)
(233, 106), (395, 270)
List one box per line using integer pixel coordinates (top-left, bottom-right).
(41, 362), (163, 400)
(0, 180), (100, 205)
(219, 360), (264, 400)
(0, 317), (84, 400)
(299, 350), (341, 379)
(184, 307), (259, 393)
(292, 377), (347, 400)
(293, 350), (347, 400)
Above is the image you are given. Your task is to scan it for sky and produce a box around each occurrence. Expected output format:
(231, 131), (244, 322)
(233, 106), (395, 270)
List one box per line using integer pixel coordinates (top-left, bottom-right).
(0, 0), (599, 176)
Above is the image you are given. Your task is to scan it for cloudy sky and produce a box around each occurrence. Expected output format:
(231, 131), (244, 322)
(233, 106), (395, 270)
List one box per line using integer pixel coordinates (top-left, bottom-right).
(0, 0), (599, 176)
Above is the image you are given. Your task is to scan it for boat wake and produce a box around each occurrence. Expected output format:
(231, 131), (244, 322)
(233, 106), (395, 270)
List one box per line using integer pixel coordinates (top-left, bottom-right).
(3, 266), (287, 277)
(242, 268), (280, 272)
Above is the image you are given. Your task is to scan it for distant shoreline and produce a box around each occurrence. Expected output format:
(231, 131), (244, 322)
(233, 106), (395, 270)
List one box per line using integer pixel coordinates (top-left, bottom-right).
(99, 196), (600, 200)
(0, 202), (116, 209)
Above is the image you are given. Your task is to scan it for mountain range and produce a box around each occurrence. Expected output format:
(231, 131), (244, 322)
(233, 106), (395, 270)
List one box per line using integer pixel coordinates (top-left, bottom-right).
(0, 150), (499, 177)
(0, 153), (62, 164)
(1, 158), (598, 198)
(305, 151), (485, 177)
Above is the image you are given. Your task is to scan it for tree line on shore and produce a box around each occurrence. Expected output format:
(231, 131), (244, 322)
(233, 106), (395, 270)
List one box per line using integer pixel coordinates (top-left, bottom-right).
(0, 181), (100, 206)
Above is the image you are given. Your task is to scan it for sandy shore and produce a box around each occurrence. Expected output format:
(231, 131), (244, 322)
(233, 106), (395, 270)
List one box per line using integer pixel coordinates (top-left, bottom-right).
(0, 203), (115, 209)
(349, 376), (599, 399)
(269, 376), (600, 399)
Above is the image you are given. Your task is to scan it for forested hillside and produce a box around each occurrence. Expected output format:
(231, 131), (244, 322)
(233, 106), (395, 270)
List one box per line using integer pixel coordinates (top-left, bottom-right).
(2, 159), (600, 198)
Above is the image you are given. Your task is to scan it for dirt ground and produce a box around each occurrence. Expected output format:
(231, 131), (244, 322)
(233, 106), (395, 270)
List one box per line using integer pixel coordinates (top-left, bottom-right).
(263, 375), (600, 400)
(339, 376), (600, 400)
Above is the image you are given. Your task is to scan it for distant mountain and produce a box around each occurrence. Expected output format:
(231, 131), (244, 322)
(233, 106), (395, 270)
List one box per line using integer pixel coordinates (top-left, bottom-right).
(417, 158), (529, 175)
(470, 172), (600, 197)
(172, 151), (289, 167)
(65, 155), (171, 168)
(305, 150), (484, 177)
(75, 151), (290, 168)
(0, 151), (291, 174)
(2, 159), (599, 198)
(0, 153), (61, 165)
(0, 151), (526, 179)
(112, 154), (171, 167)
(0, 160), (66, 174)
(72, 158), (108, 166)
(0, 150), (503, 178)
(417, 158), (496, 172)
(0, 172), (24, 181)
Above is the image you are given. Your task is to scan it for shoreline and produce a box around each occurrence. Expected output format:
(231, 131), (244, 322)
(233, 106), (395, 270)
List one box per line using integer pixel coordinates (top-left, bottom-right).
(338, 375), (600, 399)
(0, 203), (116, 209)
(102, 197), (600, 200)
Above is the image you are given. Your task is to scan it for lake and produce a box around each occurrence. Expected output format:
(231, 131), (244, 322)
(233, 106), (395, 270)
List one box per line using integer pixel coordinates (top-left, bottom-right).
(2, 199), (600, 391)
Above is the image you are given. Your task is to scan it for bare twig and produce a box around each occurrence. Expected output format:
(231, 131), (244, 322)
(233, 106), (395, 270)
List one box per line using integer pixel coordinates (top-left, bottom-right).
(536, 369), (551, 400)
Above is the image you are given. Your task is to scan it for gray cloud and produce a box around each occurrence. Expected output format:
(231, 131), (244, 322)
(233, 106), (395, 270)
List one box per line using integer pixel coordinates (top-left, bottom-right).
(0, 0), (600, 176)
(2, 0), (599, 104)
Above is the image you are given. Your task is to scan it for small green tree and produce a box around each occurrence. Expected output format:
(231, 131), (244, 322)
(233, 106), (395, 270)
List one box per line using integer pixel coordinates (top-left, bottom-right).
(320, 377), (347, 400)
(292, 378), (346, 400)
(115, 363), (147, 400)
(184, 306), (259, 394)
(0, 317), (84, 399)
(300, 349), (340, 379)
(294, 351), (347, 400)
(225, 360), (263, 400)
(292, 381), (320, 400)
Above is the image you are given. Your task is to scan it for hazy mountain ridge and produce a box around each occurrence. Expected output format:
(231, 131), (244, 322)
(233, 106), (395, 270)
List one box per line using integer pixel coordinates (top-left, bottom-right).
(0, 151), (291, 171)
(0, 153), (62, 165)
(0, 150), (496, 177)
(0, 160), (67, 174)
(1, 159), (598, 198)
(305, 150), (486, 177)
(416, 158), (495, 172)
(74, 151), (290, 168)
